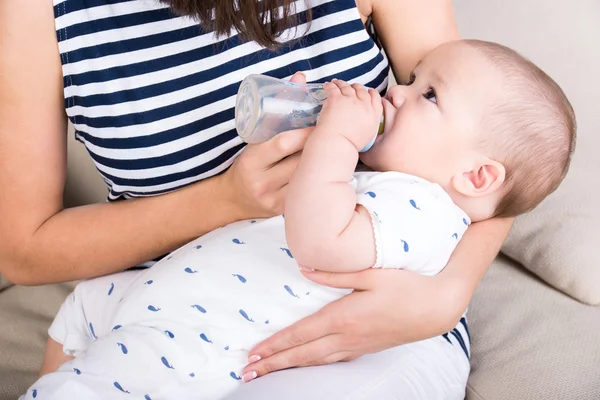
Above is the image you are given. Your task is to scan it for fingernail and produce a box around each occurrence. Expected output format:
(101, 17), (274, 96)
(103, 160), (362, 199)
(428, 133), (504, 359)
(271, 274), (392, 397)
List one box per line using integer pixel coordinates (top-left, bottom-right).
(248, 355), (261, 363)
(242, 371), (258, 383)
(298, 266), (314, 273)
(297, 71), (306, 79)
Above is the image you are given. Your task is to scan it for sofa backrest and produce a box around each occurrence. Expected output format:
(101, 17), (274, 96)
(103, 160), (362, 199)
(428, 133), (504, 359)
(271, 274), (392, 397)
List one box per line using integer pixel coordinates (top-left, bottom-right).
(63, 124), (107, 208)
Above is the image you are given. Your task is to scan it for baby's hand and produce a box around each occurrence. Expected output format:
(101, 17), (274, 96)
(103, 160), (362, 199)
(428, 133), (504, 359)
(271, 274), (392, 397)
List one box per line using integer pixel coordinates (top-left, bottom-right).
(317, 79), (383, 151)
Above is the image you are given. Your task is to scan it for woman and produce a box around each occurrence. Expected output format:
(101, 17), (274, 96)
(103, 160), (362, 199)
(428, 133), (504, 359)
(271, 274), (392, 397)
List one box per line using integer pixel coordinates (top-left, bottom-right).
(0, 0), (512, 398)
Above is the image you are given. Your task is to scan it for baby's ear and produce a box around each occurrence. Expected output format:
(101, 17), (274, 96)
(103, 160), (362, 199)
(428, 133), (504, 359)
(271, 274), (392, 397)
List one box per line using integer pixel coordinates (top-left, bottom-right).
(452, 156), (506, 198)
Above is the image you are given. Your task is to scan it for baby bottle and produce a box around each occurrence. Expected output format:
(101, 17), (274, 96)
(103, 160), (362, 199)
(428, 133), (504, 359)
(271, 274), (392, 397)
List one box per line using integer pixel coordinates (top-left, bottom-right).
(234, 74), (384, 152)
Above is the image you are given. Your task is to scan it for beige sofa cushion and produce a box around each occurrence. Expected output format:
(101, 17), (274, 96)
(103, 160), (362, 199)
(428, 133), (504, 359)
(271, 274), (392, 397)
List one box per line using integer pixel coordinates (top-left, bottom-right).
(0, 275), (11, 292)
(455, 0), (600, 305)
(467, 256), (600, 400)
(0, 282), (77, 399)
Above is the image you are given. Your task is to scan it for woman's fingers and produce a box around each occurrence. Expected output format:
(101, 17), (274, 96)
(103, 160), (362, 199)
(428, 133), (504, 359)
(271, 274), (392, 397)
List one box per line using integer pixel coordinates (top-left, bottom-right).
(257, 127), (312, 167)
(340, 354), (359, 362)
(296, 351), (354, 368)
(300, 268), (376, 291)
(262, 152), (302, 214)
(289, 71), (307, 85)
(269, 152), (302, 189)
(243, 334), (344, 380)
(223, 127), (311, 218)
(246, 309), (336, 362)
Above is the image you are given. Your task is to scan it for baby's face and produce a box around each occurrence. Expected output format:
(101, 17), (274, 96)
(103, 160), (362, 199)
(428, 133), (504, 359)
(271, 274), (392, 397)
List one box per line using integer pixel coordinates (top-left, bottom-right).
(360, 41), (504, 188)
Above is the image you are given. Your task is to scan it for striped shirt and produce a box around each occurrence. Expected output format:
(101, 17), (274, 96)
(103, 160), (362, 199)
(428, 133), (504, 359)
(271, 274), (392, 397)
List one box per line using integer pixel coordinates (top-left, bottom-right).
(53, 0), (390, 201)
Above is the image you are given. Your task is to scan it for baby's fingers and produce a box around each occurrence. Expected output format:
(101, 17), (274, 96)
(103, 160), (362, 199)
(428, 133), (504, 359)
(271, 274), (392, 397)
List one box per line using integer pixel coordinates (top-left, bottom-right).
(332, 79), (355, 97)
(352, 83), (370, 101)
(323, 81), (341, 98)
(368, 87), (383, 110)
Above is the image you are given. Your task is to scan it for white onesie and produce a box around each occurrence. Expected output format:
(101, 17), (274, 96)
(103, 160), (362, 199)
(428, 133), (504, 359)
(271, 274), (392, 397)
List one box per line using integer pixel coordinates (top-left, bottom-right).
(23, 171), (470, 400)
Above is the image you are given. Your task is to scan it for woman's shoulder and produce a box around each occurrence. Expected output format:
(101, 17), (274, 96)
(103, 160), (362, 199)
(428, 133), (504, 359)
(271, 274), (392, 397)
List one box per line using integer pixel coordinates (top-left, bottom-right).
(2, 0), (56, 27)
(0, 0), (64, 109)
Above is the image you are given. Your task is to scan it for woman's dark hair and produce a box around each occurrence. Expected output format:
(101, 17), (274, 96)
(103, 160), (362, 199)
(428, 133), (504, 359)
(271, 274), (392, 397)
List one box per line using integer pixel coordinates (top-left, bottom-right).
(159, 0), (312, 49)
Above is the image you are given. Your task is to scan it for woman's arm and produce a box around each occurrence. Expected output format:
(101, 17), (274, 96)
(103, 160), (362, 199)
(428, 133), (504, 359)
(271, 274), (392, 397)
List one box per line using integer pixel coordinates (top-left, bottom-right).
(438, 217), (514, 310)
(0, 0), (309, 285)
(369, 0), (460, 83)
(241, 218), (512, 378)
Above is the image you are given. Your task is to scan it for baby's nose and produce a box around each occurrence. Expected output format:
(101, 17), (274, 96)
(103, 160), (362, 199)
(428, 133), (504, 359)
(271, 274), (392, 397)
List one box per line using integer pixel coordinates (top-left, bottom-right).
(386, 85), (407, 108)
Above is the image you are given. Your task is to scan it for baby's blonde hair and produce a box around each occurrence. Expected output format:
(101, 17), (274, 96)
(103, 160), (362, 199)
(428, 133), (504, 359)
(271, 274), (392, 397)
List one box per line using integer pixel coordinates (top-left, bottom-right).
(465, 40), (576, 218)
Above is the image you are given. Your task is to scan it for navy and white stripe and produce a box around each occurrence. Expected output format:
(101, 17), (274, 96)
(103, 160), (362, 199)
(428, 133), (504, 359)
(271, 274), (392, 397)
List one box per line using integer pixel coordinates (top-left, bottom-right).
(54, 0), (389, 201)
(442, 317), (471, 359)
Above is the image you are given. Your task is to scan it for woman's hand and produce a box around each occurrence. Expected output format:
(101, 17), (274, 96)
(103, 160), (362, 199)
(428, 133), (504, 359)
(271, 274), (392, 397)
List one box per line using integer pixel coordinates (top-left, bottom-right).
(241, 267), (468, 382)
(221, 72), (313, 219)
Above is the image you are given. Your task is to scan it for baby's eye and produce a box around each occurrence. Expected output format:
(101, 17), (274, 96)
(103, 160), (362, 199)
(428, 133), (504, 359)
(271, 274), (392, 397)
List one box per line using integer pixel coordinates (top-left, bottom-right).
(423, 87), (437, 104)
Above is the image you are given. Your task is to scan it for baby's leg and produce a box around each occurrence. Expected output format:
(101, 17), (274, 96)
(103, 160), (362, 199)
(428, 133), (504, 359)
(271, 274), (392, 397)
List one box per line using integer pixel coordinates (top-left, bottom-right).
(39, 337), (75, 377)
(39, 270), (142, 375)
(224, 336), (470, 400)
(27, 324), (247, 400)
(26, 325), (183, 400)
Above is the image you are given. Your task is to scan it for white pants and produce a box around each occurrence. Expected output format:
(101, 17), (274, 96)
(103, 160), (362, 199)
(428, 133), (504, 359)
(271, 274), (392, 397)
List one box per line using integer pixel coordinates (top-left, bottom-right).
(23, 269), (470, 400)
(224, 340), (470, 400)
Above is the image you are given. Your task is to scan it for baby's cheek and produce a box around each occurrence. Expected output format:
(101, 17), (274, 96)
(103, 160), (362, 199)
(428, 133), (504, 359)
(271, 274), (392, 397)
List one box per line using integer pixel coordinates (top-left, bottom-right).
(397, 151), (433, 176)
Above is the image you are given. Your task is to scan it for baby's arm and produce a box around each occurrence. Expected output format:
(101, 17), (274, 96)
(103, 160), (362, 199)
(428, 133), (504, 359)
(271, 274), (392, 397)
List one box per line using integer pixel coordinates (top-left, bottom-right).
(285, 130), (375, 272)
(285, 81), (382, 273)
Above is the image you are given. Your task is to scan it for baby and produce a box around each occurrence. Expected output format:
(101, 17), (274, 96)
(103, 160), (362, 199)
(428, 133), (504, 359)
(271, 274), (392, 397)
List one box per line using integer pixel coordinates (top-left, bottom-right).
(23, 40), (575, 400)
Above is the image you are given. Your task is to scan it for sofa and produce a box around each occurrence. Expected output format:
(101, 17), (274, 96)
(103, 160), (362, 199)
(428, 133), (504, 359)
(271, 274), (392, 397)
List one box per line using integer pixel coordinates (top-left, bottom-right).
(1, 0), (599, 398)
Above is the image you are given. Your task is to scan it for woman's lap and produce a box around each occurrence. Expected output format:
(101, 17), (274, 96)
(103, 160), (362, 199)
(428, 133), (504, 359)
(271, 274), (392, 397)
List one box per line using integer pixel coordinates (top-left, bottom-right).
(224, 338), (470, 400)
(49, 271), (469, 400)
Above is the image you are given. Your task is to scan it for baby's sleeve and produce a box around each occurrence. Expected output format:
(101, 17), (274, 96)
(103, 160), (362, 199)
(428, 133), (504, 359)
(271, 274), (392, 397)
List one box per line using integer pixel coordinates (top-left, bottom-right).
(354, 172), (470, 276)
